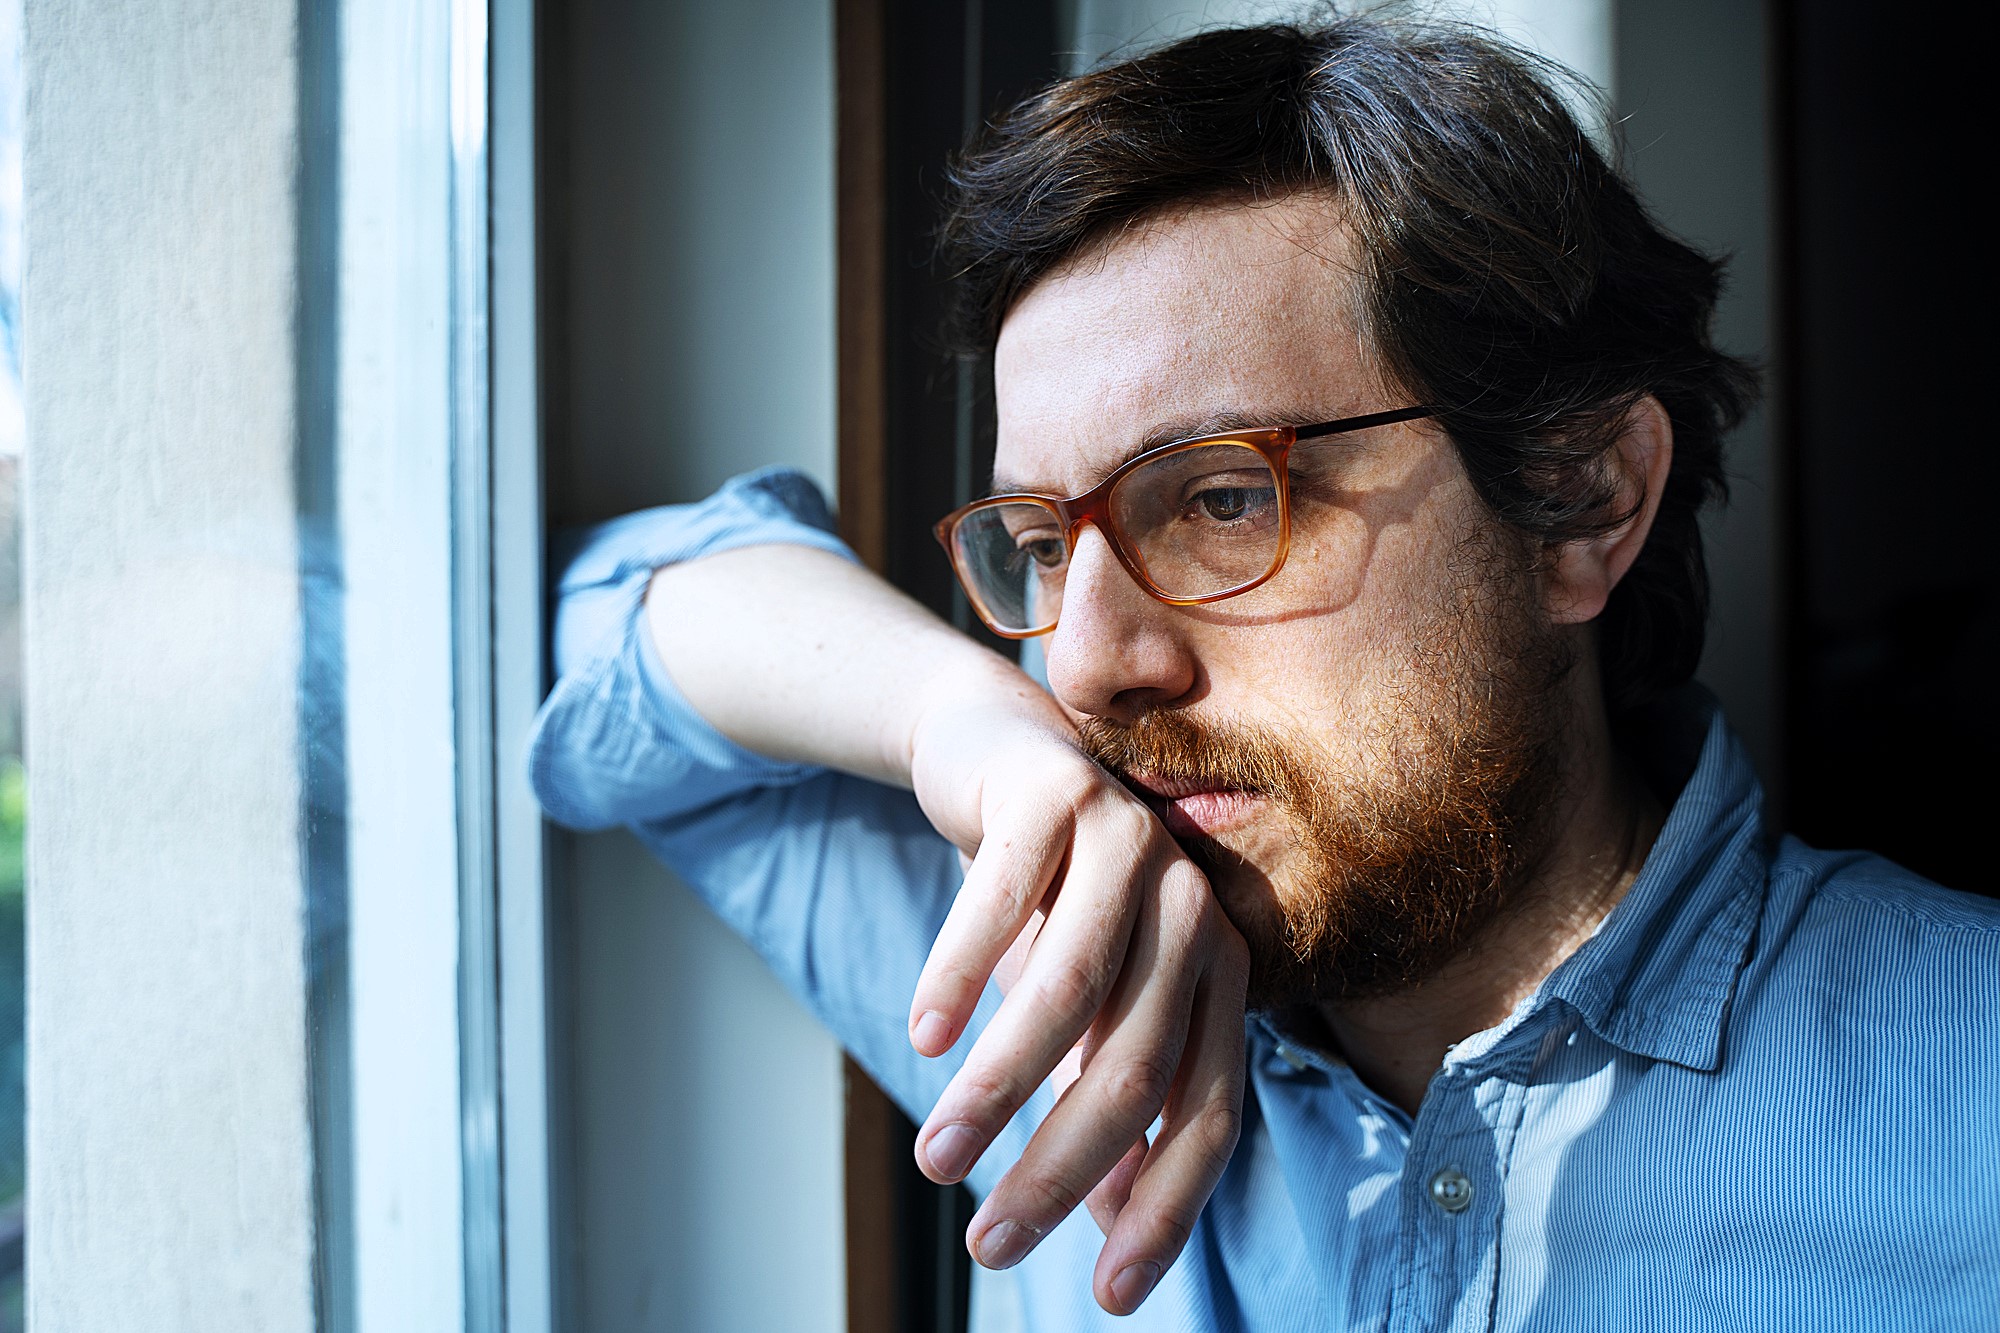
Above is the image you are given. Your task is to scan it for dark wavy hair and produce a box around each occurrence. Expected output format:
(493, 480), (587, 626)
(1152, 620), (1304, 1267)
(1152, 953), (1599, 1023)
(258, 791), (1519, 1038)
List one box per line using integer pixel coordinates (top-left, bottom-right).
(939, 17), (1757, 712)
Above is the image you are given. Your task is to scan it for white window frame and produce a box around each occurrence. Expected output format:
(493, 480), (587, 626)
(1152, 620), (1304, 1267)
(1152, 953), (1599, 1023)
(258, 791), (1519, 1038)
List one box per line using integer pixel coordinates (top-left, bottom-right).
(325, 0), (550, 1327)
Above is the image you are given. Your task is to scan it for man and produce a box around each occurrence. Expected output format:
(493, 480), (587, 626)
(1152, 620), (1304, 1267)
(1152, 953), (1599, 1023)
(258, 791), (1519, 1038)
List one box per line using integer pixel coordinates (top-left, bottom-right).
(529, 17), (1999, 1330)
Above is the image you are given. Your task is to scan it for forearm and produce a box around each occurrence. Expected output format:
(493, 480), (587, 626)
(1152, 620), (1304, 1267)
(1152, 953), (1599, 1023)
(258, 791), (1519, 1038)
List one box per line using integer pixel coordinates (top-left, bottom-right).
(645, 543), (1060, 788)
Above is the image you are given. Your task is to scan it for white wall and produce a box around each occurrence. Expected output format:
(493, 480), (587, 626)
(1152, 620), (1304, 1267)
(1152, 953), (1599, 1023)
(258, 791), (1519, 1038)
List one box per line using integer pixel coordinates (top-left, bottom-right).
(22, 1), (315, 1329)
(1062, 0), (1610, 95)
(552, 2), (844, 1331)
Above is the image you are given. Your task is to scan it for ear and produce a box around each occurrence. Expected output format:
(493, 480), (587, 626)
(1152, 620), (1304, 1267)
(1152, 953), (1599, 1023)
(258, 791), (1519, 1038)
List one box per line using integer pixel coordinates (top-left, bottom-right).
(1543, 395), (1674, 625)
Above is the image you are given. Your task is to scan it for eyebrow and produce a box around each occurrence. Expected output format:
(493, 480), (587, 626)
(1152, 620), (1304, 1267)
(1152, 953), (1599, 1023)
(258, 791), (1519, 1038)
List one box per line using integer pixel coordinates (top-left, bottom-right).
(987, 406), (1299, 498)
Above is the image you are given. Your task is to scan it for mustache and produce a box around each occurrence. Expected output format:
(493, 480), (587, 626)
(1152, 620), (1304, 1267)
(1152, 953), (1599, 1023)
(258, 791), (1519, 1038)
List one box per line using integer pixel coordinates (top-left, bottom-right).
(1076, 710), (1310, 804)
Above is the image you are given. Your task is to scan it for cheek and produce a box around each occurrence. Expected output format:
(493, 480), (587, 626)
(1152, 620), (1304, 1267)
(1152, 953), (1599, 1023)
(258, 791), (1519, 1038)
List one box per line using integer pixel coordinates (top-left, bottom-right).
(1184, 454), (1492, 733)
(1278, 504), (1372, 614)
(1193, 524), (1459, 744)
(1271, 445), (1471, 651)
(1194, 612), (1393, 749)
(1315, 520), (1455, 662)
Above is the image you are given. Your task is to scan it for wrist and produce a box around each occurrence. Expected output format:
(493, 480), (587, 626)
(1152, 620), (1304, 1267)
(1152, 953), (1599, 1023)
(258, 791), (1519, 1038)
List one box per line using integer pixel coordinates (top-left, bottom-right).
(899, 649), (1068, 791)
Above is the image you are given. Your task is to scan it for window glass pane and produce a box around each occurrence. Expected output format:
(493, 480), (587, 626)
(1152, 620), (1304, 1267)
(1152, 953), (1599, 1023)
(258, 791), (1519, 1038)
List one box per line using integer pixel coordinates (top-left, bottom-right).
(302, 2), (544, 1324)
(0, 0), (23, 1324)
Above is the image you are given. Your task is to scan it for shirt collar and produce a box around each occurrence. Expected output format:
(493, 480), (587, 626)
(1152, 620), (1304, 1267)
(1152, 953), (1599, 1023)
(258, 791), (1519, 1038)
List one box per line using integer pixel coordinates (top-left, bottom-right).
(1247, 687), (1771, 1080)
(1533, 686), (1770, 1073)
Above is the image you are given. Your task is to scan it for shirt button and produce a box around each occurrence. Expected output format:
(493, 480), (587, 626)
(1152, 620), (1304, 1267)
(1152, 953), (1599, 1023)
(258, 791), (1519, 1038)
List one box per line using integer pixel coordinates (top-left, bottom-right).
(1275, 1044), (1309, 1071)
(1428, 1167), (1474, 1213)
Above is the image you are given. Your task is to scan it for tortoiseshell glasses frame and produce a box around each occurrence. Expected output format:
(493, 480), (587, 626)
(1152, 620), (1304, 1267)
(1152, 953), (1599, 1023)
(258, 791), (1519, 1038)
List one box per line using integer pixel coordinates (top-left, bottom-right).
(934, 405), (1436, 638)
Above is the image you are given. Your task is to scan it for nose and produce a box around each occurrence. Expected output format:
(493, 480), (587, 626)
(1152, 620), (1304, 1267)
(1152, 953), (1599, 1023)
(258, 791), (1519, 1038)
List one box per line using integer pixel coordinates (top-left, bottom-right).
(1042, 524), (1199, 723)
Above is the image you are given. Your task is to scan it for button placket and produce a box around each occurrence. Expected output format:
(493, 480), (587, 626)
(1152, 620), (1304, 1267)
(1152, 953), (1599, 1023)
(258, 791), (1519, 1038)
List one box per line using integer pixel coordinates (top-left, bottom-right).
(1388, 1071), (1512, 1333)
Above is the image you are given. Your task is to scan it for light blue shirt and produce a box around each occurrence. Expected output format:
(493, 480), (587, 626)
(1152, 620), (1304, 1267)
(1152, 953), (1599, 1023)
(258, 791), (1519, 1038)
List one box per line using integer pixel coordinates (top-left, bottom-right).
(527, 468), (2000, 1332)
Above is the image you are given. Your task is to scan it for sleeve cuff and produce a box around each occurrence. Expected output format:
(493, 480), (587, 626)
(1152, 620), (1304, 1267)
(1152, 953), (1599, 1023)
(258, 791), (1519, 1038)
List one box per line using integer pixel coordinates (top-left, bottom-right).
(550, 466), (857, 678)
(526, 467), (854, 830)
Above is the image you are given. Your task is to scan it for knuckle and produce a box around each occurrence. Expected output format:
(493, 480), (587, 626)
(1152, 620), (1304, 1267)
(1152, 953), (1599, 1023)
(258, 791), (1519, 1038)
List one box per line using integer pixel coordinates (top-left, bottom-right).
(1033, 957), (1106, 1030)
(1138, 1194), (1204, 1255)
(966, 848), (1048, 923)
(1189, 1101), (1245, 1168)
(1123, 804), (1167, 846)
(1196, 906), (1249, 977)
(983, 788), (1064, 842)
(928, 960), (988, 1004)
(1161, 876), (1215, 942)
(1153, 854), (1212, 912)
(1163, 853), (1209, 892)
(987, 870), (1044, 923)
(1047, 763), (1104, 816)
(1012, 1166), (1088, 1222)
(1071, 773), (1145, 826)
(949, 1068), (1024, 1124)
(1215, 925), (1250, 979)
(1102, 1050), (1178, 1123)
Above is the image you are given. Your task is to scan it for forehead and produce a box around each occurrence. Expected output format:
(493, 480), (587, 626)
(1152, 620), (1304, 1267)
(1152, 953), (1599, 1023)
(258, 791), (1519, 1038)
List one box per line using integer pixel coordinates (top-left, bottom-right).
(992, 196), (1380, 492)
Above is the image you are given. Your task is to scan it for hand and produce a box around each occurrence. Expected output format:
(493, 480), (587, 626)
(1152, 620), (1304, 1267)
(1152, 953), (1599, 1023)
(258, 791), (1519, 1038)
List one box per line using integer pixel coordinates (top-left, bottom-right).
(902, 674), (1250, 1316)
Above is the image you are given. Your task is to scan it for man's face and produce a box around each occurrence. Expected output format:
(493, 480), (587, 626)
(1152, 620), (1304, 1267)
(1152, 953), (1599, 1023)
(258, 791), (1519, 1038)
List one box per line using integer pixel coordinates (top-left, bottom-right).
(992, 197), (1572, 1006)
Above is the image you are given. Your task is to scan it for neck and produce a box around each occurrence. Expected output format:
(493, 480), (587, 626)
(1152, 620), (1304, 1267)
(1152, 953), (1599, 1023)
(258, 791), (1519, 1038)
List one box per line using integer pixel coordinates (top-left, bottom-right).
(1313, 690), (1664, 1117)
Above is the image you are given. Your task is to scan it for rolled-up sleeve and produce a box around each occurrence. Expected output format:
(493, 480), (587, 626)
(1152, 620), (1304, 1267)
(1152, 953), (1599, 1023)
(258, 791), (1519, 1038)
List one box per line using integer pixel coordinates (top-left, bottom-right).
(527, 467), (856, 829)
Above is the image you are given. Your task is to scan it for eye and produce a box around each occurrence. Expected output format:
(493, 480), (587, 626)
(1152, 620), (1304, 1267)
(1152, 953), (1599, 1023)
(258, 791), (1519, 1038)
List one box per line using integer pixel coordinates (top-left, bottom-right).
(1018, 535), (1067, 569)
(1197, 487), (1260, 521)
(999, 514), (1067, 573)
(1184, 480), (1277, 525)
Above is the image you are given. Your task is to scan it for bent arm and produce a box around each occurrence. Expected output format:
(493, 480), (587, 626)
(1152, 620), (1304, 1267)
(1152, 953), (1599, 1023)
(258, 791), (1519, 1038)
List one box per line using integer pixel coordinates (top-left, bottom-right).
(528, 467), (1055, 832)
(526, 469), (1008, 1125)
(646, 542), (1053, 792)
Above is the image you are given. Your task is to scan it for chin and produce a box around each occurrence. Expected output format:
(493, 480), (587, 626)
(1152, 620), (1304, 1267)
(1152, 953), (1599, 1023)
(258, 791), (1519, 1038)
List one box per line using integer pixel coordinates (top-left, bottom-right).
(1178, 840), (1319, 984)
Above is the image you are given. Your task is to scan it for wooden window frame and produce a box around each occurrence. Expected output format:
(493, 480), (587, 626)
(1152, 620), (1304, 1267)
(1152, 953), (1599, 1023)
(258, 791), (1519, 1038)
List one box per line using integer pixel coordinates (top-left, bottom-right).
(835, 2), (1057, 1329)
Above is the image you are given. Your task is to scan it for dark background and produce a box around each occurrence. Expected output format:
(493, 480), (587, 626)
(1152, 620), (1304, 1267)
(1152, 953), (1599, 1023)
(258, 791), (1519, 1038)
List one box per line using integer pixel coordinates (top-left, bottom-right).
(1779, 1), (1994, 894)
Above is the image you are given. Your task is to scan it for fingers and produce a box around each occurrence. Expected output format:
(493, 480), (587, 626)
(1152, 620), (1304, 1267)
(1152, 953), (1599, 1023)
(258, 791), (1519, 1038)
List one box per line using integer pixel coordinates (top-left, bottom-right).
(1084, 1138), (1148, 1235)
(993, 905), (1048, 998)
(957, 859), (1216, 1271)
(1049, 1032), (1087, 1102)
(902, 739), (1252, 1321)
(1090, 925), (1249, 1315)
(912, 823), (1153, 1185)
(909, 806), (1070, 1057)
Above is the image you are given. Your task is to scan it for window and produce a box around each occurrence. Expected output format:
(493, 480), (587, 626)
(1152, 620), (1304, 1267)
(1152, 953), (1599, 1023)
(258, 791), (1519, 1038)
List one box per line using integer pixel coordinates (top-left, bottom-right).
(1, 2), (24, 1324)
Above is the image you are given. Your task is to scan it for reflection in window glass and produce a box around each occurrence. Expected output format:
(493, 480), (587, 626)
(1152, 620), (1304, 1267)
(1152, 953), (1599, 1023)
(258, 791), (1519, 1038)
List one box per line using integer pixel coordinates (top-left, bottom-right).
(0, 0), (22, 1325)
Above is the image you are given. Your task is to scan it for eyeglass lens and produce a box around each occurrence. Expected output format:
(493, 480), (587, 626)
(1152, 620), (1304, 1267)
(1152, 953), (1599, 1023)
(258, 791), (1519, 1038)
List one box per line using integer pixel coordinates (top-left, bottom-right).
(952, 441), (1284, 634)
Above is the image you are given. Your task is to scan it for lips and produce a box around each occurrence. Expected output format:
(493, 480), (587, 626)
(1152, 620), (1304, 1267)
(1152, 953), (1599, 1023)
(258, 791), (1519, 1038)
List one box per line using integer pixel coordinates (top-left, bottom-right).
(1122, 771), (1263, 838)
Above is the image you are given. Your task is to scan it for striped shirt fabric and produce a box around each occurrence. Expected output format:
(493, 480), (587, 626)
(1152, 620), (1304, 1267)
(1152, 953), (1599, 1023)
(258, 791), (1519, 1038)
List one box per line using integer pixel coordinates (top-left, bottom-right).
(528, 467), (2000, 1333)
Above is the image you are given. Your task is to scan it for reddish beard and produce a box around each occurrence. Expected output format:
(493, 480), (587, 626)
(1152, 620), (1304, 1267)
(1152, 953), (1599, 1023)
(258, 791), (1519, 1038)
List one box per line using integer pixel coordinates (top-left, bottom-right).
(1076, 553), (1574, 1008)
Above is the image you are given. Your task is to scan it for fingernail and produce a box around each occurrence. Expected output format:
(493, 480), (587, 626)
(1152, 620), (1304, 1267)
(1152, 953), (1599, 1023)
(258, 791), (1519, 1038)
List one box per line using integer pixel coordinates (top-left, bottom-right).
(1110, 1261), (1162, 1313)
(925, 1123), (979, 1182)
(975, 1219), (1040, 1269)
(912, 1010), (952, 1053)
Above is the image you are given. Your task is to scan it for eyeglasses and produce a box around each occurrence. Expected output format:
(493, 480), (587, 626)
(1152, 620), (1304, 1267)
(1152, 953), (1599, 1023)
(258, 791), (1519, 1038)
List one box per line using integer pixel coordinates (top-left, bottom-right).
(934, 406), (1436, 638)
